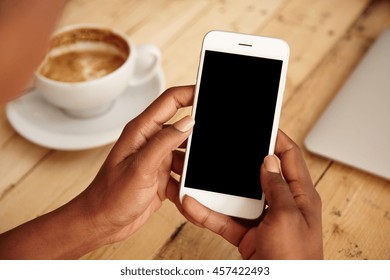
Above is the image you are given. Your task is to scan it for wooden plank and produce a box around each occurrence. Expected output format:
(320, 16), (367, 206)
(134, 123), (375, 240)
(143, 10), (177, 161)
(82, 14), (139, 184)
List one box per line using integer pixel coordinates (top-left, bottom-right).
(129, 0), (211, 48)
(0, 136), (48, 198)
(319, 163), (390, 259)
(81, 201), (186, 259)
(165, 0), (372, 124)
(0, 146), (112, 232)
(279, 27), (375, 181)
(258, 0), (371, 96)
(155, 222), (241, 260)
(0, 108), (16, 147)
(280, 0), (390, 182)
(162, 0), (288, 123)
(279, 0), (390, 259)
(313, 0), (390, 260)
(161, 0), (288, 87)
(59, 0), (140, 28)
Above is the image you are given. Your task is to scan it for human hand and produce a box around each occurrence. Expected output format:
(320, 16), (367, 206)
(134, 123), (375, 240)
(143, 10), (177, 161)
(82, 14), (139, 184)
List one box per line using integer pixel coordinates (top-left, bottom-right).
(174, 130), (323, 259)
(80, 85), (195, 244)
(0, 86), (196, 259)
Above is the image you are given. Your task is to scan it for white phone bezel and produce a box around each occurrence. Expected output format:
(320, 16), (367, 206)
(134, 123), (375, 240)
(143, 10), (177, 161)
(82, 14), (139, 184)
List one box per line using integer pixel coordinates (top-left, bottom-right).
(179, 30), (290, 220)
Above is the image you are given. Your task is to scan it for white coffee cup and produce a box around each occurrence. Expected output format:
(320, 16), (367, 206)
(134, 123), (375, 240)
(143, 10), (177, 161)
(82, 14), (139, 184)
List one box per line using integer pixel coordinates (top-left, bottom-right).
(35, 24), (161, 118)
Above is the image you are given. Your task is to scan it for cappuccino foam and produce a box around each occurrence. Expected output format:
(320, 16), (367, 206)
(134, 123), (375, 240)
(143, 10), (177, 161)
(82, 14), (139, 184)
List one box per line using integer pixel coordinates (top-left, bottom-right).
(38, 27), (129, 83)
(39, 50), (126, 82)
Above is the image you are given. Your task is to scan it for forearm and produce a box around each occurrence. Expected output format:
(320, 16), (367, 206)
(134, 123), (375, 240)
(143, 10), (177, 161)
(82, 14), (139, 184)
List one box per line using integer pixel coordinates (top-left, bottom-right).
(0, 0), (67, 104)
(0, 195), (109, 259)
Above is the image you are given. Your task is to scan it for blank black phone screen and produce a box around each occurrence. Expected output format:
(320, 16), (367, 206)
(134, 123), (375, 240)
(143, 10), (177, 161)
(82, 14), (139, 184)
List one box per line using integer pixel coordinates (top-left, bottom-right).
(184, 50), (283, 199)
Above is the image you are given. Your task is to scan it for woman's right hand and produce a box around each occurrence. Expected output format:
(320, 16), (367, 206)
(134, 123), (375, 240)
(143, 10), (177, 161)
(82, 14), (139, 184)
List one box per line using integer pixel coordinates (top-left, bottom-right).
(174, 130), (323, 259)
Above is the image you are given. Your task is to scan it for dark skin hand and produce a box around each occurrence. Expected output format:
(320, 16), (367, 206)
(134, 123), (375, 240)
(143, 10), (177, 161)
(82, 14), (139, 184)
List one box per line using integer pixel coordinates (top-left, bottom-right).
(0, 86), (195, 259)
(168, 130), (323, 260)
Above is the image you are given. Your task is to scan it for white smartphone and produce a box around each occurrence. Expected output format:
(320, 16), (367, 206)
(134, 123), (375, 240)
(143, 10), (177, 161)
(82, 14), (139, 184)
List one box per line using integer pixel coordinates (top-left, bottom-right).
(179, 30), (289, 219)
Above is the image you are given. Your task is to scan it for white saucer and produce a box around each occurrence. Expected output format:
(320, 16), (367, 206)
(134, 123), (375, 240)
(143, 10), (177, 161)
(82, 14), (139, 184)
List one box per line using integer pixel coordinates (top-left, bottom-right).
(6, 67), (164, 150)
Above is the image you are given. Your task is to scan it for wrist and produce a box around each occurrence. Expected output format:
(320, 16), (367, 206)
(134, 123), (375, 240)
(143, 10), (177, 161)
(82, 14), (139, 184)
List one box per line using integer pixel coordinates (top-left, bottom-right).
(0, 193), (113, 259)
(66, 192), (120, 253)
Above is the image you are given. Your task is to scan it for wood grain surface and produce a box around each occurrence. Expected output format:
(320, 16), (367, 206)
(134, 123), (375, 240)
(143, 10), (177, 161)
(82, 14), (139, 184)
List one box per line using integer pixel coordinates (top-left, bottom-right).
(0, 0), (389, 260)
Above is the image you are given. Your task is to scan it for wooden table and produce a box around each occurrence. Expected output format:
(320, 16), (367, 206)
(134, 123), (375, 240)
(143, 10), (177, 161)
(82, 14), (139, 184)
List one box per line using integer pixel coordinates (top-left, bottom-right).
(1, 0), (389, 260)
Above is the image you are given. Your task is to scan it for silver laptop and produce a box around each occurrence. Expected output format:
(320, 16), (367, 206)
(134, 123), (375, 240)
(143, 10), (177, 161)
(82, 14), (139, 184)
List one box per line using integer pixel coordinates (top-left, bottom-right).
(304, 27), (390, 180)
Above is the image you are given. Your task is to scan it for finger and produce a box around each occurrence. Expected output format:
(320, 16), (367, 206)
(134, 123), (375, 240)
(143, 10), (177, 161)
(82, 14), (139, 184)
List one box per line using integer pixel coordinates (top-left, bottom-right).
(273, 130), (322, 224)
(110, 85), (195, 161)
(178, 139), (188, 149)
(165, 178), (206, 227)
(134, 115), (195, 173)
(163, 124), (188, 148)
(275, 130), (314, 190)
(171, 149), (185, 175)
(141, 85), (194, 126)
(165, 175), (183, 212)
(237, 228), (257, 259)
(165, 176), (251, 234)
(181, 195), (249, 247)
(260, 155), (297, 211)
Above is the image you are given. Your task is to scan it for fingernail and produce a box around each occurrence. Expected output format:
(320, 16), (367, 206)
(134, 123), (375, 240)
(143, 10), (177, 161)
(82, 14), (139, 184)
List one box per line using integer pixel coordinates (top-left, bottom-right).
(264, 155), (280, 173)
(173, 115), (195, 132)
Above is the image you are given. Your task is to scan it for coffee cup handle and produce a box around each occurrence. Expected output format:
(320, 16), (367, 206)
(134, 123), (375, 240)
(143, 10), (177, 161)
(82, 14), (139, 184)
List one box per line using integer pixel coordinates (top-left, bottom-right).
(128, 44), (161, 86)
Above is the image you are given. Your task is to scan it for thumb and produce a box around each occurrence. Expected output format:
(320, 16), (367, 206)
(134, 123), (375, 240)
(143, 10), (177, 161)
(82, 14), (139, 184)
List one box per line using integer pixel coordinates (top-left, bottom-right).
(172, 115), (196, 133)
(136, 115), (195, 171)
(261, 155), (296, 210)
